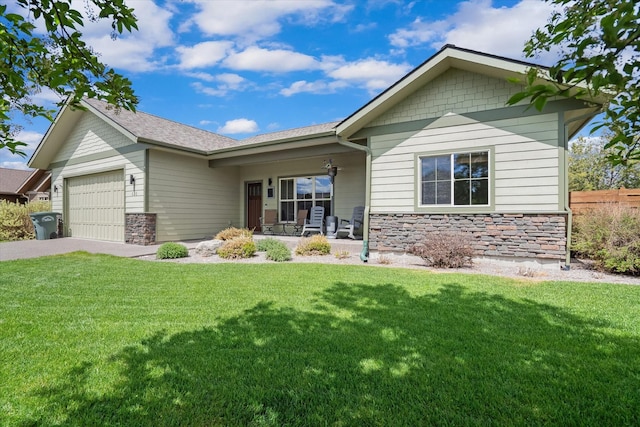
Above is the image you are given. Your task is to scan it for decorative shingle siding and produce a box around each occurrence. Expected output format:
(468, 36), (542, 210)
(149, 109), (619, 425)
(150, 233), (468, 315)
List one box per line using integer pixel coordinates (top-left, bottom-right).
(368, 68), (524, 127)
(369, 213), (567, 260)
(53, 113), (132, 162)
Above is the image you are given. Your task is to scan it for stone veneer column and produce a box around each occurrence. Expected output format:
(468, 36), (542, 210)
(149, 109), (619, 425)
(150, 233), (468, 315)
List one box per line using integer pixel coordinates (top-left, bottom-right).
(369, 213), (567, 260)
(125, 213), (157, 245)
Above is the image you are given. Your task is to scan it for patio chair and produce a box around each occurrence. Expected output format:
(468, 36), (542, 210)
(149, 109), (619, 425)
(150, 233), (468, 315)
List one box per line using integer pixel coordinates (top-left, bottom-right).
(337, 205), (365, 239)
(301, 206), (324, 236)
(260, 209), (282, 235)
(291, 209), (308, 236)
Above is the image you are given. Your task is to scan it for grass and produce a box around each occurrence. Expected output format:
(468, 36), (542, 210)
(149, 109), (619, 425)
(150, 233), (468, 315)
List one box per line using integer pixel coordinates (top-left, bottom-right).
(1, 252), (639, 426)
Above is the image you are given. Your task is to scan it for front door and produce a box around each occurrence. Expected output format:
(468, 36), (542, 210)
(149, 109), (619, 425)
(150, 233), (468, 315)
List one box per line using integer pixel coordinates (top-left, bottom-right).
(247, 182), (262, 232)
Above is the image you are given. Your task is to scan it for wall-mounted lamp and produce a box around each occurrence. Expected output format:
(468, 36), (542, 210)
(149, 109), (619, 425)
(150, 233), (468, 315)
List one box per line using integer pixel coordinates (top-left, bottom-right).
(268, 177), (273, 186)
(129, 174), (135, 185)
(54, 184), (61, 194)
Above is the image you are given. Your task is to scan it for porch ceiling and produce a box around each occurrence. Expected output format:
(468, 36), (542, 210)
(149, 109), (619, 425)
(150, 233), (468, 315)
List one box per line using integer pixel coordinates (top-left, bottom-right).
(208, 142), (357, 167)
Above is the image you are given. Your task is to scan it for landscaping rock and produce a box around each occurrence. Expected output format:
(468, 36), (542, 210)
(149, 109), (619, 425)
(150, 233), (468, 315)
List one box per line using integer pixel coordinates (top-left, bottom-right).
(195, 239), (223, 257)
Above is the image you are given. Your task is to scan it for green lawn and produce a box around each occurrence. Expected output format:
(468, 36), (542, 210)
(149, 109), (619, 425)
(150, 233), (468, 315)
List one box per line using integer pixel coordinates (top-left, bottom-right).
(1, 252), (639, 426)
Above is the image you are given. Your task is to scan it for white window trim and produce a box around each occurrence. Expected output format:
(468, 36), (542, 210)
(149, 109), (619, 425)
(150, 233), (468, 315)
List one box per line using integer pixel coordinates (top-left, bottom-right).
(418, 150), (491, 208)
(279, 175), (331, 223)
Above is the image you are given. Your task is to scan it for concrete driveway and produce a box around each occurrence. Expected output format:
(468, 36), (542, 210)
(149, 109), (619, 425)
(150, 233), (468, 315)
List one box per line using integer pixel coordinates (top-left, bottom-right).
(0, 238), (201, 261)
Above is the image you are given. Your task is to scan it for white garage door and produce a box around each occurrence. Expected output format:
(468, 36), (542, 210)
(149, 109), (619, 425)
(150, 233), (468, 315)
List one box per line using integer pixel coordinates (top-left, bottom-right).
(66, 170), (125, 241)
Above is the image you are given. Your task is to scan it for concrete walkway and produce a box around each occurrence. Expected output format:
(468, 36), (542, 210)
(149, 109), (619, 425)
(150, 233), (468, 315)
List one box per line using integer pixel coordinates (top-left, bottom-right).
(0, 235), (365, 261)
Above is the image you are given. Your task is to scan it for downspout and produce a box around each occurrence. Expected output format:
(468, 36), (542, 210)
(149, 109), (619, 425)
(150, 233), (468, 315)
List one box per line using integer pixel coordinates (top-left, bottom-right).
(562, 110), (600, 269)
(337, 136), (371, 262)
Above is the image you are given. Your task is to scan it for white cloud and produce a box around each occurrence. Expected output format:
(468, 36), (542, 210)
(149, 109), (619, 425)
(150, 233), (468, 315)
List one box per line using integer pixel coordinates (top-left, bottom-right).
(280, 80), (348, 97)
(191, 73), (248, 97)
(327, 59), (412, 92)
(389, 0), (556, 61)
(186, 0), (351, 42)
(217, 118), (259, 134)
(224, 46), (320, 72)
(177, 41), (234, 69)
(0, 161), (32, 170)
(83, 0), (175, 72)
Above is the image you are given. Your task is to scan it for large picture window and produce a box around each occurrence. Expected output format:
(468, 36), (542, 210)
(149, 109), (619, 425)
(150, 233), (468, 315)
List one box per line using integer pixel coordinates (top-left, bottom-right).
(420, 151), (489, 206)
(279, 176), (331, 222)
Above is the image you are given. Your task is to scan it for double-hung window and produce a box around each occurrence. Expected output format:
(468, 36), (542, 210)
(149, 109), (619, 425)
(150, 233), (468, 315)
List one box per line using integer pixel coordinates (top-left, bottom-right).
(279, 176), (331, 222)
(420, 151), (489, 206)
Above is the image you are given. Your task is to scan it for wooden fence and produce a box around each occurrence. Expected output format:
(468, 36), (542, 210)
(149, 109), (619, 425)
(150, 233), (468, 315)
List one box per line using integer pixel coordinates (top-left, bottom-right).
(569, 188), (640, 214)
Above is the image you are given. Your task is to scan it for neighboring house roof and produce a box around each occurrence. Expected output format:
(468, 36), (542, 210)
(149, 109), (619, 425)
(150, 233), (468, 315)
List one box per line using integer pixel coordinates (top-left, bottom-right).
(336, 44), (603, 139)
(0, 167), (32, 196)
(16, 169), (51, 194)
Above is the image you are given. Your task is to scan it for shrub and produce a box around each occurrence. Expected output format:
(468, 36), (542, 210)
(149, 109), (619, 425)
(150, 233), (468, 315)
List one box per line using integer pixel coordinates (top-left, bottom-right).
(295, 234), (331, 256)
(266, 244), (292, 262)
(572, 204), (640, 275)
(409, 232), (474, 268)
(218, 236), (256, 259)
(0, 200), (52, 241)
(256, 237), (282, 252)
(214, 227), (253, 241)
(255, 238), (291, 262)
(334, 250), (350, 259)
(156, 242), (189, 259)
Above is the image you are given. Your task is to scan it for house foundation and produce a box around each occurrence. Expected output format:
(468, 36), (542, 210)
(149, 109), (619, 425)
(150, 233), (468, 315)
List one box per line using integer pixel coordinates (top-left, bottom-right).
(125, 213), (157, 245)
(369, 213), (567, 261)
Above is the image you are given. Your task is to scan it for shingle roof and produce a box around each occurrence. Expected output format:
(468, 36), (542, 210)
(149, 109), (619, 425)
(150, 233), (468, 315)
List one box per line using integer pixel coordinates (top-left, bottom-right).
(238, 121), (340, 146)
(84, 98), (238, 152)
(0, 168), (32, 194)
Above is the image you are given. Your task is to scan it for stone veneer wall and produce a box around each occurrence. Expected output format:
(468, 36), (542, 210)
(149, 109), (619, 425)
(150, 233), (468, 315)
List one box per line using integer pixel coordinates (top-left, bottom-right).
(369, 213), (567, 260)
(125, 213), (157, 245)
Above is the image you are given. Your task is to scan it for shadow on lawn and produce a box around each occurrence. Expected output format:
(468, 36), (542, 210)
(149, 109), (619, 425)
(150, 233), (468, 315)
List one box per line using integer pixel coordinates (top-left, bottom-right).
(36, 283), (638, 426)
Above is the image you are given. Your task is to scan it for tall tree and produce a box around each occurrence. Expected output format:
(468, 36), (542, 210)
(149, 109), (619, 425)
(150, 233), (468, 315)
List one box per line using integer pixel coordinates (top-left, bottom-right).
(569, 135), (640, 191)
(508, 0), (639, 165)
(1, 0), (139, 156)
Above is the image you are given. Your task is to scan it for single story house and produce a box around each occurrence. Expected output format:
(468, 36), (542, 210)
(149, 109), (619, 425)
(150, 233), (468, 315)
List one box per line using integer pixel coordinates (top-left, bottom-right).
(28, 45), (602, 265)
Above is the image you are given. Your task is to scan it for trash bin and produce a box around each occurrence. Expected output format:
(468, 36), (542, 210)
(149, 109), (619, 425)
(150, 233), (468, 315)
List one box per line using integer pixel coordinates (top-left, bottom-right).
(326, 215), (338, 239)
(30, 212), (61, 240)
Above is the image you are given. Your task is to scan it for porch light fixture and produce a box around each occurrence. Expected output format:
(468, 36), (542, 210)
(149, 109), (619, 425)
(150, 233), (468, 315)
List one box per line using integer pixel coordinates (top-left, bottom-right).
(54, 184), (60, 194)
(129, 174), (135, 185)
(268, 177), (273, 186)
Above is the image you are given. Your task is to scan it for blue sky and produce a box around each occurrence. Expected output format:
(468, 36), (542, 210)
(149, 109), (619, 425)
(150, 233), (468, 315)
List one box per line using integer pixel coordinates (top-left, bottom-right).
(4, 0), (566, 170)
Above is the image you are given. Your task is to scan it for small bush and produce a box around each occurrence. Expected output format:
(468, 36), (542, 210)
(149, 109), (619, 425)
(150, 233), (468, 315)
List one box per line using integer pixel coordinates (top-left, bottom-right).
(256, 237), (283, 252)
(295, 235), (331, 256)
(334, 250), (350, 259)
(214, 227), (253, 241)
(218, 236), (256, 259)
(156, 242), (189, 259)
(255, 238), (291, 262)
(409, 232), (474, 268)
(572, 204), (640, 275)
(0, 200), (52, 241)
(266, 244), (292, 262)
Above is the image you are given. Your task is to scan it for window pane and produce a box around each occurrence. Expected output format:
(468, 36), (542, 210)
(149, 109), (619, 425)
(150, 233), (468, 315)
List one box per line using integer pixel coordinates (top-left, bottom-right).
(454, 180), (470, 205)
(421, 157), (436, 181)
(298, 200), (313, 213)
(435, 155), (451, 180)
(471, 152), (489, 178)
(453, 153), (470, 179)
(315, 176), (331, 199)
(436, 181), (451, 204)
(422, 181), (436, 205)
(296, 177), (313, 200)
(280, 201), (294, 222)
(471, 179), (489, 204)
(280, 179), (293, 200)
(317, 200), (331, 213)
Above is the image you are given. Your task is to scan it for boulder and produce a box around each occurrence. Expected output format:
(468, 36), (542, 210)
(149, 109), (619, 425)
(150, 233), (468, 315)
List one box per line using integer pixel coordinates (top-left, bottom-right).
(195, 239), (224, 257)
